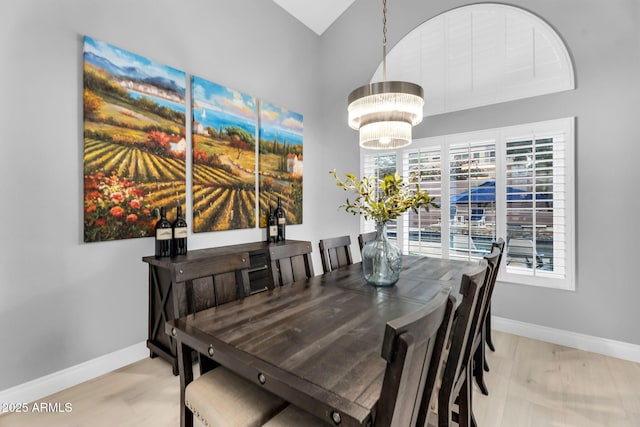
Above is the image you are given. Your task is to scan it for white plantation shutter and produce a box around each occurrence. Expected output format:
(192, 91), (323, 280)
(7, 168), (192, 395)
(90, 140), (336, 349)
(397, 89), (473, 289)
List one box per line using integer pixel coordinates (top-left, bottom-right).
(403, 146), (443, 257)
(448, 140), (497, 261)
(363, 117), (575, 290)
(360, 153), (398, 242)
(501, 120), (573, 289)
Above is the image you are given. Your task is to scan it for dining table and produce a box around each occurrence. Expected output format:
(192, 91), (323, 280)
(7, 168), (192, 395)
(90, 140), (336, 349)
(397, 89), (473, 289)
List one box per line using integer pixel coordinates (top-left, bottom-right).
(165, 254), (479, 427)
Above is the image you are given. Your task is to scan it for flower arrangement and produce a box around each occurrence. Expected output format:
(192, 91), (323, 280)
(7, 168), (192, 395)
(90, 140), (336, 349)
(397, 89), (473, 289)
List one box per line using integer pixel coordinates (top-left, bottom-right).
(330, 170), (439, 223)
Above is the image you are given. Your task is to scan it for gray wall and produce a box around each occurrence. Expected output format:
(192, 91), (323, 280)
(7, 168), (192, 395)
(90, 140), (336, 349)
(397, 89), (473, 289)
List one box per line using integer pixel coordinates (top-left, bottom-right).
(323, 0), (640, 345)
(1, 0), (638, 391)
(0, 0), (351, 390)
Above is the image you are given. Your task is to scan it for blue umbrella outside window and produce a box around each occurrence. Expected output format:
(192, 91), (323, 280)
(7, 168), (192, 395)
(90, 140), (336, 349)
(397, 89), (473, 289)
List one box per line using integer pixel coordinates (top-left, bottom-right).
(450, 180), (549, 204)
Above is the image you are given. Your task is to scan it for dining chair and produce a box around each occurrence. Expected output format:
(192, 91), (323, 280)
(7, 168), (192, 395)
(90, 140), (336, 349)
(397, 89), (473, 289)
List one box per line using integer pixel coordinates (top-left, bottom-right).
(318, 235), (353, 273)
(357, 231), (377, 252)
(268, 240), (315, 286)
(474, 237), (505, 394)
(436, 262), (489, 427)
(263, 287), (457, 427)
(468, 244), (502, 396)
(173, 252), (288, 427)
(171, 251), (251, 319)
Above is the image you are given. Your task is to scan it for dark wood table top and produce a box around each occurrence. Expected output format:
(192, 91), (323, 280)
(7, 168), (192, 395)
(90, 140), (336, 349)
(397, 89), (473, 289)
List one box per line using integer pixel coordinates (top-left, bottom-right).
(166, 255), (478, 427)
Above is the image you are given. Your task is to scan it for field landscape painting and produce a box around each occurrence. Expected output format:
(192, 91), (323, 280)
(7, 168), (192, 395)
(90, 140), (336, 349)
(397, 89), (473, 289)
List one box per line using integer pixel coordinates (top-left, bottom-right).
(191, 76), (257, 232)
(258, 102), (303, 227)
(82, 36), (187, 243)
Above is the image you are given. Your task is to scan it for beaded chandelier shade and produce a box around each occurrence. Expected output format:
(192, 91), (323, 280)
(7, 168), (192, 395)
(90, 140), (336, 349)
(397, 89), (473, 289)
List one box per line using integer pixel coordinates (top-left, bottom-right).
(347, 0), (424, 150)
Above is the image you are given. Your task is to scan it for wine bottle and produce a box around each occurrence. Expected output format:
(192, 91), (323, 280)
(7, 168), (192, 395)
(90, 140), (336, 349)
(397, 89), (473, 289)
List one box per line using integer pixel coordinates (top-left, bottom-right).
(274, 197), (286, 241)
(172, 205), (188, 256)
(267, 206), (277, 243)
(155, 207), (173, 258)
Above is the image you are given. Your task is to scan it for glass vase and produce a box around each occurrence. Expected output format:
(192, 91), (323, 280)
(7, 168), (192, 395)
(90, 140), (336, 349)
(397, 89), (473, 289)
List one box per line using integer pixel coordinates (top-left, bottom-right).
(362, 222), (402, 287)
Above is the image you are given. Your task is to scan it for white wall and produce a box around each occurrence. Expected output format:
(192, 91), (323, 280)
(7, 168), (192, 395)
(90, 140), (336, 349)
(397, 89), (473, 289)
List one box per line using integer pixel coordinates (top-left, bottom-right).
(323, 0), (640, 345)
(0, 0), (359, 391)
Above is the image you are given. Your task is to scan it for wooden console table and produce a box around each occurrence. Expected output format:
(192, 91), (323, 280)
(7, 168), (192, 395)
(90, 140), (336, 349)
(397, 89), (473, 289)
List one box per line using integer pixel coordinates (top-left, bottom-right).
(142, 240), (311, 374)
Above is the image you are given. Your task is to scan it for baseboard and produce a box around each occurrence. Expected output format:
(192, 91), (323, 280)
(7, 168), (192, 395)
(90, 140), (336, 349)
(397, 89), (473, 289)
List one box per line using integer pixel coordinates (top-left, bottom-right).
(0, 341), (148, 409)
(492, 316), (640, 364)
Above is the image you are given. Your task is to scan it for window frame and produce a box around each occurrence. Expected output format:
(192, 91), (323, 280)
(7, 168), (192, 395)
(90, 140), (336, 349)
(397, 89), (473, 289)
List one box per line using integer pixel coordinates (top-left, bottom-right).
(360, 117), (575, 291)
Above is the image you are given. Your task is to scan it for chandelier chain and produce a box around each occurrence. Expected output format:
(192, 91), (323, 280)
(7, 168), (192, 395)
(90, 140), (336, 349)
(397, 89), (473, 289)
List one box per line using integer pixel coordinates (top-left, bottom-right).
(382, 0), (387, 80)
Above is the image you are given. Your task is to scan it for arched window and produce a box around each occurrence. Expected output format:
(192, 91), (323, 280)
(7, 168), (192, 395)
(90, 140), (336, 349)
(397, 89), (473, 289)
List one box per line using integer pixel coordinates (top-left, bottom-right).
(371, 4), (575, 115)
(362, 5), (576, 290)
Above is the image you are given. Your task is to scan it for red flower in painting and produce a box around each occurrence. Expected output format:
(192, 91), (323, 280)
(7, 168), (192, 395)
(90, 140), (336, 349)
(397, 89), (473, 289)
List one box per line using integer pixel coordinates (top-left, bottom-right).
(129, 199), (141, 209)
(87, 191), (101, 200)
(143, 209), (150, 215)
(85, 179), (99, 190)
(110, 206), (125, 218)
(126, 214), (138, 223)
(131, 188), (145, 197)
(85, 203), (97, 213)
(95, 218), (106, 227)
(110, 192), (125, 203)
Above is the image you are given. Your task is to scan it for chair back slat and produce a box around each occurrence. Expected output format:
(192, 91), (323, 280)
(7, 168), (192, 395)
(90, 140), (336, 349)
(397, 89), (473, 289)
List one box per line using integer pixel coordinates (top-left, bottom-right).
(269, 241), (314, 286)
(319, 235), (353, 273)
(374, 288), (454, 427)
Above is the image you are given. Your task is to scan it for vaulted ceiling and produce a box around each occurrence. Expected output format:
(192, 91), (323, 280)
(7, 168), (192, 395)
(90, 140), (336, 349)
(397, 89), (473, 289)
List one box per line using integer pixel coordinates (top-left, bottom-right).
(271, 0), (355, 35)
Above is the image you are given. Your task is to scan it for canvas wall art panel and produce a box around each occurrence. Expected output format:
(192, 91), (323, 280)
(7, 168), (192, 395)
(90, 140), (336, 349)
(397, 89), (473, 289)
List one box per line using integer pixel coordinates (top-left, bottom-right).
(258, 101), (303, 226)
(82, 36), (187, 242)
(191, 76), (257, 232)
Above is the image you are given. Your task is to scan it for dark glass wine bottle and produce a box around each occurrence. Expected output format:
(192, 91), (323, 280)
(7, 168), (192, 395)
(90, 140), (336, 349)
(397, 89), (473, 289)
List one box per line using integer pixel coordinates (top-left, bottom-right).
(172, 205), (188, 256)
(155, 207), (172, 258)
(267, 206), (277, 243)
(274, 197), (286, 241)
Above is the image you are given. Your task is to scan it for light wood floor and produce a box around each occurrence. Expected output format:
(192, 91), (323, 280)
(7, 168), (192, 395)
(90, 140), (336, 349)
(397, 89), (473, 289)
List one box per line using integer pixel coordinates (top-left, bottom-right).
(1, 331), (639, 426)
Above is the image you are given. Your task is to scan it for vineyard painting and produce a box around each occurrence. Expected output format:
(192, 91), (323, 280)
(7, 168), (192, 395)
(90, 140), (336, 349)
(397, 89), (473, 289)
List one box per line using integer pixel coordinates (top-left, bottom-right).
(191, 76), (257, 232)
(258, 102), (303, 227)
(82, 36), (187, 242)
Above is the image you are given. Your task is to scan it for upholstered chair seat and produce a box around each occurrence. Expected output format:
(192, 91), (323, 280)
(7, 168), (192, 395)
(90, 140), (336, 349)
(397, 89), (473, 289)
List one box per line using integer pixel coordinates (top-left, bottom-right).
(185, 367), (286, 427)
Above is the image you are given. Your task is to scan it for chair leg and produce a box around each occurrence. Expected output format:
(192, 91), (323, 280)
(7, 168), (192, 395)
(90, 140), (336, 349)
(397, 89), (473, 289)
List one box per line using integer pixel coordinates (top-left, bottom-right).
(177, 343), (194, 427)
(481, 327), (490, 373)
(473, 343), (489, 396)
(485, 305), (496, 352)
(467, 368), (478, 427)
(457, 372), (472, 427)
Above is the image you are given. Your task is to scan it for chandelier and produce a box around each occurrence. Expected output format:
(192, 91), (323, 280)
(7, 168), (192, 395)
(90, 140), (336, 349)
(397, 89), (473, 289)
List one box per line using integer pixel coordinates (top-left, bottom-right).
(347, 0), (424, 150)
